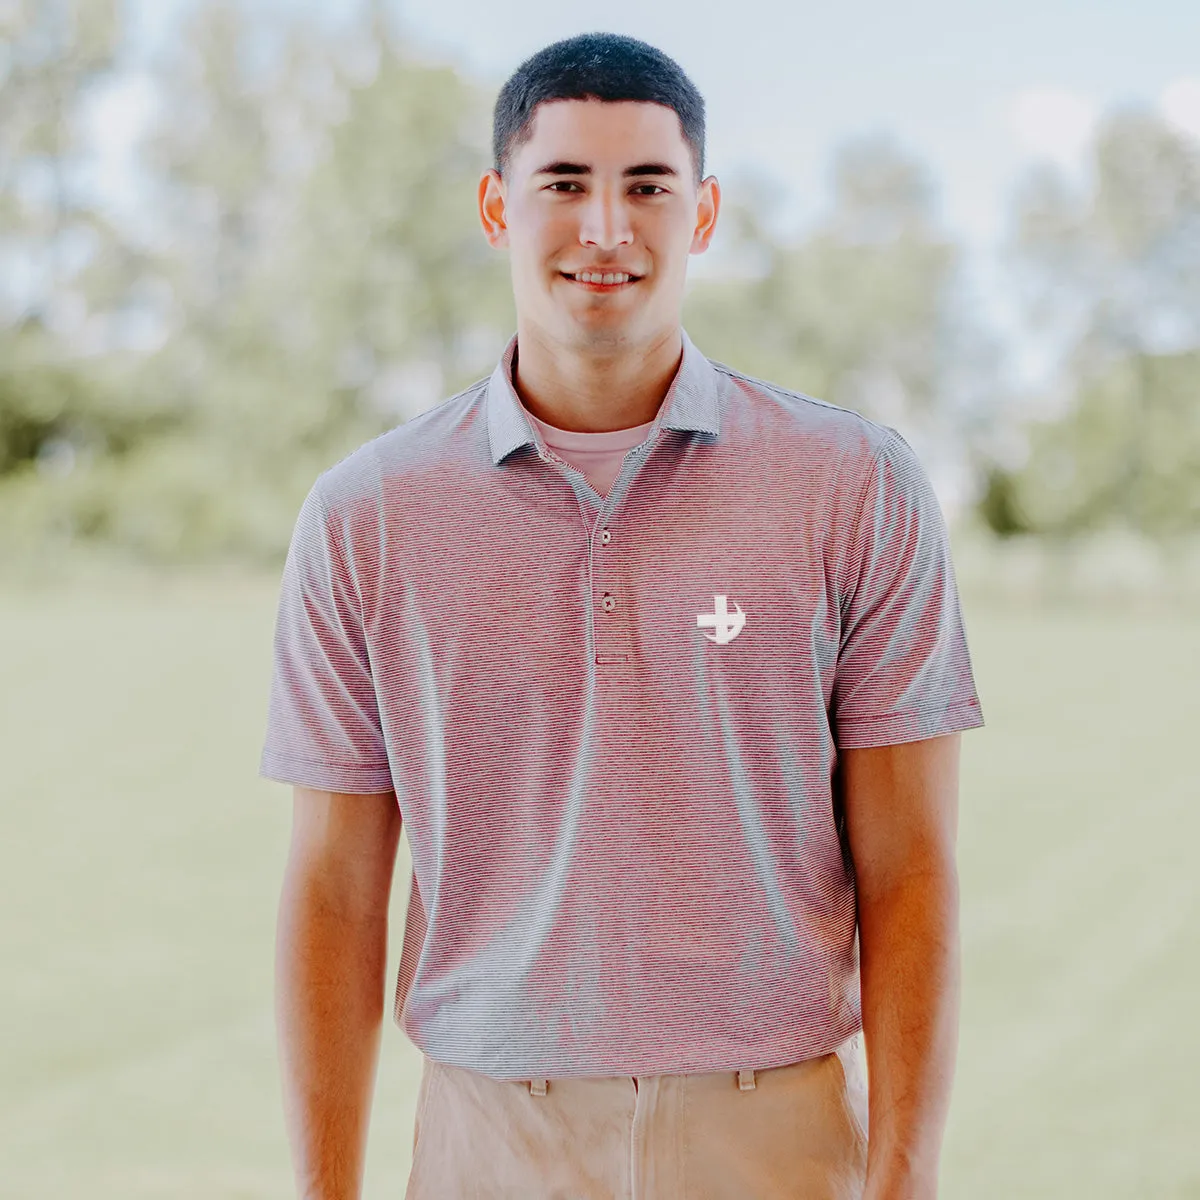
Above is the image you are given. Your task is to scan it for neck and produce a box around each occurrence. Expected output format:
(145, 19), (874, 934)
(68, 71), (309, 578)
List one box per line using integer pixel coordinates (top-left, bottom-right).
(510, 322), (684, 433)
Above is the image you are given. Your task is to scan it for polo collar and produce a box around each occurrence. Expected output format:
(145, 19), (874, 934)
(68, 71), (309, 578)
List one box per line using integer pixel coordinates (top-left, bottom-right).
(486, 327), (721, 466)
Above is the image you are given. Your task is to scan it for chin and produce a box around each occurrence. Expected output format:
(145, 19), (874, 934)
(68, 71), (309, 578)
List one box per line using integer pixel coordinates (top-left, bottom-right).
(557, 322), (632, 351)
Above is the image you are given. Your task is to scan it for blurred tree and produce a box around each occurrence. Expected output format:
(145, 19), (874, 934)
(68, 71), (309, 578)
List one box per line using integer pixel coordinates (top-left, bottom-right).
(0, 0), (160, 489)
(271, 0), (513, 438)
(4, 2), (1025, 561)
(0, 0), (120, 314)
(684, 137), (995, 441)
(2, 0), (514, 561)
(985, 108), (1200, 536)
(683, 136), (1004, 515)
(1012, 350), (1200, 534)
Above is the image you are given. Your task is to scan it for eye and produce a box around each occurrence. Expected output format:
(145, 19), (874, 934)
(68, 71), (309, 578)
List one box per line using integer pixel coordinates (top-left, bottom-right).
(633, 185), (668, 195)
(547, 181), (583, 192)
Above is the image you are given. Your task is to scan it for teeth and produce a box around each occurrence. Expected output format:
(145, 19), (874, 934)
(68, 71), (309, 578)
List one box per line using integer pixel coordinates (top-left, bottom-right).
(573, 272), (631, 284)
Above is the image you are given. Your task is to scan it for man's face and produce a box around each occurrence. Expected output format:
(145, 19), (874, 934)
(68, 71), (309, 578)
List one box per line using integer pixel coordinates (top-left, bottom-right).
(478, 98), (720, 354)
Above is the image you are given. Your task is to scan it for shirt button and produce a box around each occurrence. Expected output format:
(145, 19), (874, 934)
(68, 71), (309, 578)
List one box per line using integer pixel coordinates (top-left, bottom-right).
(601, 594), (615, 612)
(600, 529), (611, 545)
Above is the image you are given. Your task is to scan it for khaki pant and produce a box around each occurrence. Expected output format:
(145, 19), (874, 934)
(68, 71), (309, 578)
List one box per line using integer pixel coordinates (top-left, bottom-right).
(405, 1034), (869, 1199)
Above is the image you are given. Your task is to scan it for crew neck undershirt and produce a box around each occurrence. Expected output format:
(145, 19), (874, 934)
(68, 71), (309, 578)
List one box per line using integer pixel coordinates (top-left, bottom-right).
(511, 353), (658, 498)
(524, 407), (656, 500)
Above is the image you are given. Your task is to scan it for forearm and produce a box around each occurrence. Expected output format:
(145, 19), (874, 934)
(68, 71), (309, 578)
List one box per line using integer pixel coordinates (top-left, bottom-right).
(858, 865), (960, 1200)
(275, 875), (389, 1200)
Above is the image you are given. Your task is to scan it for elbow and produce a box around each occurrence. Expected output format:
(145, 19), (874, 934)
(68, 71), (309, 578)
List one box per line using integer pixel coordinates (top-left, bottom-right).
(855, 852), (959, 916)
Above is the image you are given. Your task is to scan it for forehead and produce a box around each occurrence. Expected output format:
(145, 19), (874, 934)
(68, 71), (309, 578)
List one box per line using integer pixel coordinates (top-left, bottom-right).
(513, 98), (691, 173)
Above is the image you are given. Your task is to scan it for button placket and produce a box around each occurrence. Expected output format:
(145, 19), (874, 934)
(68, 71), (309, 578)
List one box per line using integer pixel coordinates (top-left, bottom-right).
(589, 437), (655, 670)
(598, 526), (616, 612)
(592, 520), (629, 664)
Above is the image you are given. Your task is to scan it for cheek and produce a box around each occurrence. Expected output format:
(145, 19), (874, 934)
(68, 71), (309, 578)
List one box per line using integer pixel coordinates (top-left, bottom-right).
(510, 222), (564, 278)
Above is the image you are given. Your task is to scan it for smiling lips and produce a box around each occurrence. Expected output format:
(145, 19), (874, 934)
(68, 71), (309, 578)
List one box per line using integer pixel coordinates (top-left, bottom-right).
(561, 270), (642, 289)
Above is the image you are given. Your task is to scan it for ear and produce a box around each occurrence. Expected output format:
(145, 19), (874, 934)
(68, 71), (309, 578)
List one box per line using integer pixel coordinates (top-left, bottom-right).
(689, 175), (721, 255)
(479, 169), (509, 249)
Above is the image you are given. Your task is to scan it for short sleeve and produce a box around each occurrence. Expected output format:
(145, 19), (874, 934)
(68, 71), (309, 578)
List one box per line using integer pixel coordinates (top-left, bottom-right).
(830, 430), (984, 749)
(258, 482), (394, 792)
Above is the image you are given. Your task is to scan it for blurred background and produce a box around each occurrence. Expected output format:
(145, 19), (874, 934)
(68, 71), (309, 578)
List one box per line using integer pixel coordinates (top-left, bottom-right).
(2, 0), (1197, 1196)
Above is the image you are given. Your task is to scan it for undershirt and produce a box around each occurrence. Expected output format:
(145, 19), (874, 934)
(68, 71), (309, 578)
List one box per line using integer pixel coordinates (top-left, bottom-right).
(521, 403), (657, 499)
(511, 351), (658, 498)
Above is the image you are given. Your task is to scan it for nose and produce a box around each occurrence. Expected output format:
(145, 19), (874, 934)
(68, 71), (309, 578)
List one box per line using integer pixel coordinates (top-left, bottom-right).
(578, 187), (634, 250)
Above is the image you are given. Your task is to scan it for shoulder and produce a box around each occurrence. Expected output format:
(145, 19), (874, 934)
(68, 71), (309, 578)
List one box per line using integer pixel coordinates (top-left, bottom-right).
(311, 376), (490, 515)
(706, 356), (905, 486)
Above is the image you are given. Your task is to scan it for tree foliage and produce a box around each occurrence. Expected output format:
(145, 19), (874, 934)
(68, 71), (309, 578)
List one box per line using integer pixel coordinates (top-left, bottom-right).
(3, 2), (1197, 562)
(683, 136), (1004, 495)
(986, 108), (1200, 536)
(1, 1), (510, 560)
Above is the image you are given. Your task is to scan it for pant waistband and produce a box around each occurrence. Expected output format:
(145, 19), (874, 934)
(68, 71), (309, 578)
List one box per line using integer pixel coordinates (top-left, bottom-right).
(530, 1066), (757, 1096)
(527, 1035), (862, 1096)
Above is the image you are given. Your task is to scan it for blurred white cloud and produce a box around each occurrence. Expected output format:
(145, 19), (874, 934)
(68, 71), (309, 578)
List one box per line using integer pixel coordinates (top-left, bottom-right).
(1160, 77), (1200, 140)
(1007, 87), (1098, 168)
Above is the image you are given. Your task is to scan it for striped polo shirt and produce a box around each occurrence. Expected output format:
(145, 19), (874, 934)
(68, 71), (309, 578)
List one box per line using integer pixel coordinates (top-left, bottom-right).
(260, 326), (984, 1081)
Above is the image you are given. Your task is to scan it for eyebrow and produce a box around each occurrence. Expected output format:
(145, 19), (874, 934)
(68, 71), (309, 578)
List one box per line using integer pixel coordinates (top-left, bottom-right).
(533, 161), (679, 178)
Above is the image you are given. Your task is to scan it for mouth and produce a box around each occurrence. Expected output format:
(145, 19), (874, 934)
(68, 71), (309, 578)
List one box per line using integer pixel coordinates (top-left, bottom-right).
(560, 271), (642, 292)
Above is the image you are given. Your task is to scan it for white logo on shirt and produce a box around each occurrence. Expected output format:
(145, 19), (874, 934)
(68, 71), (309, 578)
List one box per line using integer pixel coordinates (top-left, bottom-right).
(697, 595), (746, 645)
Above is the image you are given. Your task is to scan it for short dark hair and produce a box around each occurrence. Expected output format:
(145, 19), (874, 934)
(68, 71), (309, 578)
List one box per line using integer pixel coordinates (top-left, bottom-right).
(492, 33), (706, 185)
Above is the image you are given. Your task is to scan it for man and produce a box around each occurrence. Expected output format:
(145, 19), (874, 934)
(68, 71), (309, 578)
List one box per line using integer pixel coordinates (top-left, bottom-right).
(261, 31), (984, 1200)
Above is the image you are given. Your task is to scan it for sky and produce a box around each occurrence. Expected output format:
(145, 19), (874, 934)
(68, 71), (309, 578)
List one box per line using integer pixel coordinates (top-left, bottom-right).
(89, 0), (1200, 381)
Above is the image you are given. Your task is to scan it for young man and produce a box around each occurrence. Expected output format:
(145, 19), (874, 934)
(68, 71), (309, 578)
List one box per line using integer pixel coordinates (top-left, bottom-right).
(261, 32), (984, 1200)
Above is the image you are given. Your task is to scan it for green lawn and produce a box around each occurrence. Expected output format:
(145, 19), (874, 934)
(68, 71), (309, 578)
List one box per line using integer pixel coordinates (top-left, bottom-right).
(1, 575), (1197, 1198)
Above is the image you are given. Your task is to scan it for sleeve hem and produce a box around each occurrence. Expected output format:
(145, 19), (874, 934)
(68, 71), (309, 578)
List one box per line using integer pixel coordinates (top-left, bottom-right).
(833, 698), (985, 749)
(259, 751), (394, 794)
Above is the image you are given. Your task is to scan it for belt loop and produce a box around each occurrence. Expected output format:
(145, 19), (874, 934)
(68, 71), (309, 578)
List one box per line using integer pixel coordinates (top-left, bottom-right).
(737, 1068), (756, 1091)
(529, 1078), (548, 1096)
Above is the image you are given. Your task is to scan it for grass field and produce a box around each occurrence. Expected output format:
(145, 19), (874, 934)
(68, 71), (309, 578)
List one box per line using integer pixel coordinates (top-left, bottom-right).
(1, 573), (1197, 1199)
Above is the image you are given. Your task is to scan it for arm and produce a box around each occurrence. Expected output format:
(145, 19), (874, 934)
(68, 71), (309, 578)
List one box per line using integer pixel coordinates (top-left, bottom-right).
(276, 787), (402, 1200)
(840, 732), (962, 1200)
